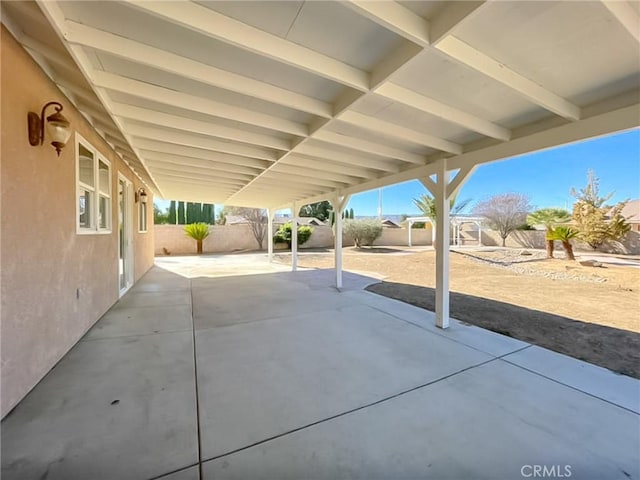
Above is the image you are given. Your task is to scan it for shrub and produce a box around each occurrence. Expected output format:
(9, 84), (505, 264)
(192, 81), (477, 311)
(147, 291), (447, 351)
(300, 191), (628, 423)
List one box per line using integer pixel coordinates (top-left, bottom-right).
(184, 223), (210, 254)
(274, 223), (313, 248)
(343, 219), (383, 248)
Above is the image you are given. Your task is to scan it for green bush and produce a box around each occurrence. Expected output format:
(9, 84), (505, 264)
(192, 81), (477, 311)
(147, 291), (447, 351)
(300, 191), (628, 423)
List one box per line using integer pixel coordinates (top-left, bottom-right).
(274, 223), (313, 248)
(343, 219), (382, 248)
(184, 223), (210, 254)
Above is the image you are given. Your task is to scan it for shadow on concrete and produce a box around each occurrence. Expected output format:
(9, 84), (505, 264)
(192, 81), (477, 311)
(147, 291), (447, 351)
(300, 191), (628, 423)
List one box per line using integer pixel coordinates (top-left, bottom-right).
(366, 281), (640, 378)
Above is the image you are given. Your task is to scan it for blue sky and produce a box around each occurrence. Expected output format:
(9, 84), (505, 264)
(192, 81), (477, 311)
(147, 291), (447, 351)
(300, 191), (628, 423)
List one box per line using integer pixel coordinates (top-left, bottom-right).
(156, 129), (639, 215)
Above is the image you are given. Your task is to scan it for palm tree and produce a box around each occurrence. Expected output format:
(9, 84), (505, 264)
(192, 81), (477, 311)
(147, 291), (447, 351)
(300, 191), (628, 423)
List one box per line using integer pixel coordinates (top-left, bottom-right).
(548, 226), (579, 261)
(413, 194), (471, 244)
(527, 208), (571, 258)
(184, 223), (210, 254)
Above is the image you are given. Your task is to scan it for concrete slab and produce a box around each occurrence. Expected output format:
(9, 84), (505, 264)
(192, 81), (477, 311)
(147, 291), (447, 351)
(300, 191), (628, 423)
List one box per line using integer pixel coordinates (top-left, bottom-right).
(82, 305), (193, 341)
(348, 290), (530, 357)
(156, 465), (200, 480)
(1, 332), (199, 480)
(504, 345), (640, 413)
(195, 304), (492, 460)
(202, 360), (640, 480)
(115, 290), (192, 309)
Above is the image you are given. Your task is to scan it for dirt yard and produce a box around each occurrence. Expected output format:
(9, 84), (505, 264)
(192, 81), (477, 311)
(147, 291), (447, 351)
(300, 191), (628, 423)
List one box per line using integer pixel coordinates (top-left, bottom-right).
(276, 247), (640, 378)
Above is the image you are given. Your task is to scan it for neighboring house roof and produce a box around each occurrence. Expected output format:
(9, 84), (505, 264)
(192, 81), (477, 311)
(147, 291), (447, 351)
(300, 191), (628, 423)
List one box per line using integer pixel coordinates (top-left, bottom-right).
(619, 199), (640, 224)
(381, 219), (401, 228)
(276, 217), (325, 226)
(224, 215), (250, 225)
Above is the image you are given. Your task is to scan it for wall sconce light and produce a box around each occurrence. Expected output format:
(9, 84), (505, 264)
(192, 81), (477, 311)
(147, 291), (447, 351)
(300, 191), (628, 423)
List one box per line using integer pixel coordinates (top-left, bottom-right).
(135, 188), (148, 204)
(28, 101), (72, 156)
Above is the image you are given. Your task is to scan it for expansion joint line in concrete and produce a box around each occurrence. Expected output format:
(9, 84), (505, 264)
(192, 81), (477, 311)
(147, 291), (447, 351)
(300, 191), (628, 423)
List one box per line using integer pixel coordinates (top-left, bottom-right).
(198, 356), (502, 465)
(189, 279), (204, 480)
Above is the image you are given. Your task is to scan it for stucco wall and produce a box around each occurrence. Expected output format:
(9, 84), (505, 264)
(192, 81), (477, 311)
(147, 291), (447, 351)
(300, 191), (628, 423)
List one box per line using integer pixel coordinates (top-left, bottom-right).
(1, 27), (154, 418)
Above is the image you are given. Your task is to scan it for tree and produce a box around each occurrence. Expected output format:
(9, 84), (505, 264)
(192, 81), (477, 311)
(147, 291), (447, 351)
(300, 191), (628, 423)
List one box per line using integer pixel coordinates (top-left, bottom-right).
(184, 223), (210, 254)
(216, 209), (226, 225)
(343, 219), (383, 248)
(349, 208), (355, 219)
(571, 170), (631, 250)
(168, 201), (177, 225)
(153, 203), (169, 224)
(177, 201), (186, 225)
(273, 223), (313, 248)
(224, 206), (267, 249)
(473, 193), (532, 247)
(299, 201), (331, 221)
(202, 204), (215, 224)
(527, 208), (571, 258)
(548, 226), (579, 261)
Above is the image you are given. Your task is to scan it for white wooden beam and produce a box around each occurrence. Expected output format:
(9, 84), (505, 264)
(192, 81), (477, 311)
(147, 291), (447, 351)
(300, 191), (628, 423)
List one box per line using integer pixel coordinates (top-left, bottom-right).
(419, 176), (437, 196)
(125, 124), (278, 162)
(601, 1), (640, 43)
(90, 70), (307, 137)
(433, 158), (450, 329)
(295, 144), (400, 172)
(124, 0), (370, 91)
(110, 103), (291, 151)
(447, 165), (477, 198)
(436, 36), (581, 120)
(271, 164), (360, 184)
(331, 193), (351, 289)
(429, 1), (487, 46)
(313, 131), (426, 165)
(343, 1), (429, 47)
(339, 110), (462, 153)
(63, 20), (333, 118)
(133, 139), (269, 170)
(260, 173), (345, 189)
(141, 151), (261, 176)
(375, 83), (511, 141)
(283, 155), (374, 179)
(291, 202), (299, 271)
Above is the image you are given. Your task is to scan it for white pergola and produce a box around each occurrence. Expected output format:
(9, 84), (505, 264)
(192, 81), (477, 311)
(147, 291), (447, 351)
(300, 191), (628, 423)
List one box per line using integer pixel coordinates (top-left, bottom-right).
(406, 215), (484, 247)
(4, 0), (638, 328)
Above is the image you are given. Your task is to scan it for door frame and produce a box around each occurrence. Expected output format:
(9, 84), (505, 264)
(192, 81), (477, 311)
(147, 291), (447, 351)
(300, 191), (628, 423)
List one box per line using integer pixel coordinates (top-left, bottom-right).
(118, 173), (134, 296)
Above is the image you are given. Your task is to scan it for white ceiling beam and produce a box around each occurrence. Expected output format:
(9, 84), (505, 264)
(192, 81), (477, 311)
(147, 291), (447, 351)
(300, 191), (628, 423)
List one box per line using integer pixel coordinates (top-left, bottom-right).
(141, 151), (262, 176)
(271, 164), (360, 184)
(375, 83), (511, 140)
(124, 123), (278, 162)
(132, 139), (270, 170)
(369, 41), (424, 89)
(295, 144), (400, 172)
(339, 110), (462, 153)
(282, 155), (374, 179)
(144, 162), (254, 183)
(312, 131), (426, 165)
(63, 20), (333, 118)
(429, 1), (487, 46)
(259, 173), (346, 189)
(148, 167), (250, 186)
(601, 1), (640, 43)
(343, 1), (429, 47)
(436, 36), (581, 120)
(110, 103), (291, 151)
(90, 70), (307, 137)
(124, 0), (370, 91)
(18, 33), (77, 71)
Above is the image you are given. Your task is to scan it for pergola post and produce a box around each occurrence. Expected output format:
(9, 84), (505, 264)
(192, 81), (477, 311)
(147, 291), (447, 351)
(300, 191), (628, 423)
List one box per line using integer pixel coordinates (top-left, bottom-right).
(419, 161), (477, 329)
(331, 194), (350, 289)
(267, 208), (274, 262)
(408, 220), (413, 247)
(291, 202), (298, 272)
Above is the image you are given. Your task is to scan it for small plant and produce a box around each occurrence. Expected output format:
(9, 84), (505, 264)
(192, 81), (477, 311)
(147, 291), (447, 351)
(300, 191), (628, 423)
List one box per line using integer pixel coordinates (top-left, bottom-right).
(274, 223), (313, 248)
(184, 223), (210, 254)
(548, 226), (579, 261)
(343, 219), (383, 248)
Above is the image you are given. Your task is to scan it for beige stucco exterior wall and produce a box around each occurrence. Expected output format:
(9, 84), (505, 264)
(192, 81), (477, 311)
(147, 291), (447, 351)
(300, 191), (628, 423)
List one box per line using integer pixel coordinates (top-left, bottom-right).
(1, 27), (154, 418)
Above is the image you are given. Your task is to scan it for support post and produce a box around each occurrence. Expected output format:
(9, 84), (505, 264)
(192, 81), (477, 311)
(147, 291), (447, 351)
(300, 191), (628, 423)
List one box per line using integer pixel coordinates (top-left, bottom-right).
(291, 203), (298, 271)
(267, 208), (274, 262)
(478, 222), (483, 246)
(434, 159), (450, 329)
(331, 194), (350, 289)
(408, 220), (412, 247)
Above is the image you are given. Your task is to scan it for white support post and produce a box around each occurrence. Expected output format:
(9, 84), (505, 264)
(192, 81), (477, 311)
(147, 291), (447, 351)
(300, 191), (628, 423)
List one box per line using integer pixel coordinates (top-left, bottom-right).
(332, 194), (350, 290)
(408, 220), (413, 247)
(291, 203), (298, 272)
(434, 159), (450, 329)
(478, 222), (482, 246)
(267, 208), (274, 262)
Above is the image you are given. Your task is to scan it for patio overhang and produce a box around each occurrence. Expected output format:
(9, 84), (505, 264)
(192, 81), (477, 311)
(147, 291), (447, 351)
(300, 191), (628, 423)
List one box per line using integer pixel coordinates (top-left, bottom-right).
(3, 0), (638, 328)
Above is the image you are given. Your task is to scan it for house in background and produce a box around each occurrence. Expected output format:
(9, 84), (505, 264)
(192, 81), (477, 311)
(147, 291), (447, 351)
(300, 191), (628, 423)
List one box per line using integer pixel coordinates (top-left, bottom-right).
(382, 218), (402, 228)
(619, 199), (640, 232)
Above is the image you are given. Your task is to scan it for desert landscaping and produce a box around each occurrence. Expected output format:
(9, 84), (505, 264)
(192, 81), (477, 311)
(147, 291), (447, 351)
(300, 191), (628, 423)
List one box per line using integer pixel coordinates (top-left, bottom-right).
(276, 247), (640, 378)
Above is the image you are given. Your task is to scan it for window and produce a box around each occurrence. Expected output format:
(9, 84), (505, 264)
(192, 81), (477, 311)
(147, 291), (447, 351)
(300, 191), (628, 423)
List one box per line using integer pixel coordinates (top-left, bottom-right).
(76, 134), (111, 233)
(138, 200), (148, 233)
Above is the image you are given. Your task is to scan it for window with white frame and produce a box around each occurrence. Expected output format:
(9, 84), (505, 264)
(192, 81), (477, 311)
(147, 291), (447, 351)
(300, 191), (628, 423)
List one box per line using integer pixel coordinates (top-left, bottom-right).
(138, 199), (148, 233)
(76, 134), (111, 233)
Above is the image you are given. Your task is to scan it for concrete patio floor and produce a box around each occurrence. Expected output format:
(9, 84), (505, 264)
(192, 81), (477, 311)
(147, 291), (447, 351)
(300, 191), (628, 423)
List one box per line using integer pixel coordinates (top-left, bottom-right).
(2, 254), (639, 480)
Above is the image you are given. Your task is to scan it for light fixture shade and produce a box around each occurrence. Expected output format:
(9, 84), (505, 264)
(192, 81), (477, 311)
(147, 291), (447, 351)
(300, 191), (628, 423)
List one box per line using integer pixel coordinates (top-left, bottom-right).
(139, 190), (148, 204)
(46, 111), (72, 146)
